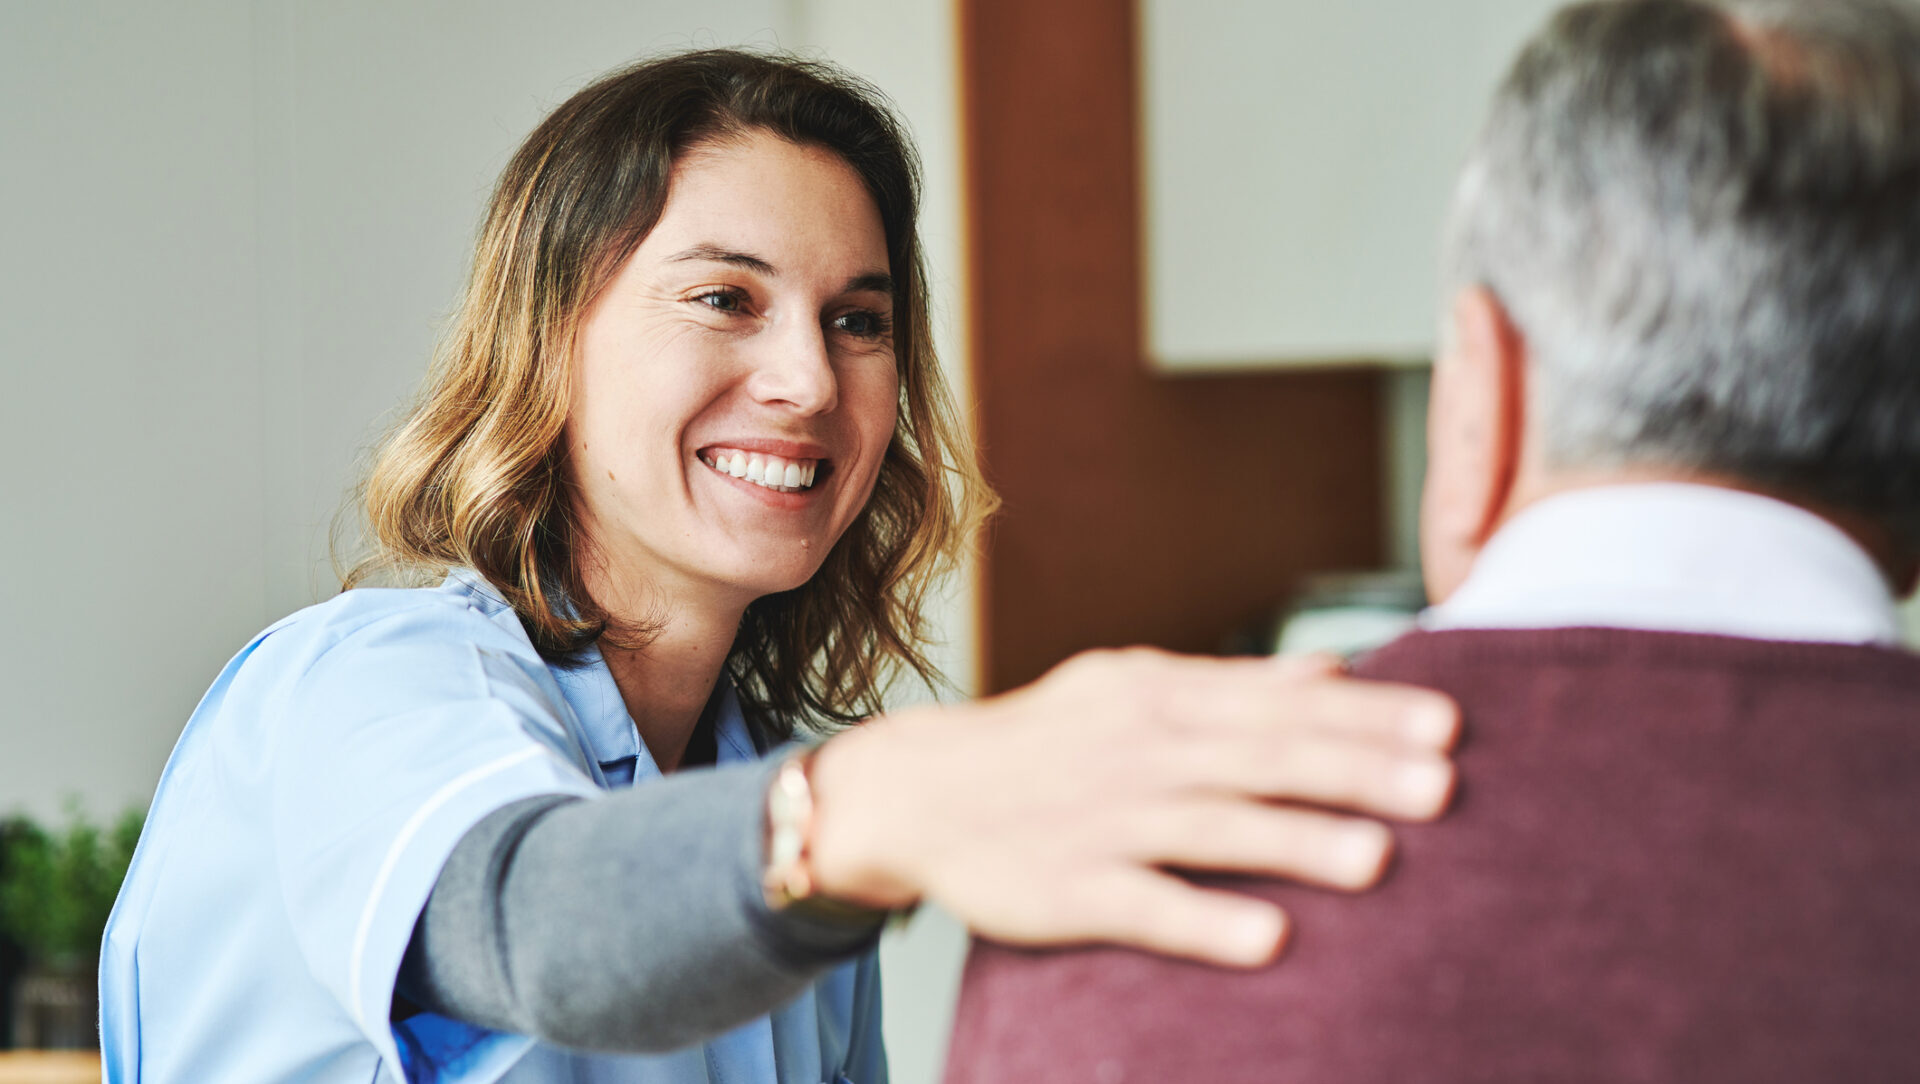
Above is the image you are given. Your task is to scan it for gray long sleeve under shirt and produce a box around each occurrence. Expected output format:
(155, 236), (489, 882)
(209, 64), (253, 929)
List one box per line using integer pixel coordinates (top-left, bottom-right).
(394, 756), (885, 1053)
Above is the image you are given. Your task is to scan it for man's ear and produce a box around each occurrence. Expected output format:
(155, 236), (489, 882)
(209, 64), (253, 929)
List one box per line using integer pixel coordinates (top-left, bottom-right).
(1419, 286), (1528, 602)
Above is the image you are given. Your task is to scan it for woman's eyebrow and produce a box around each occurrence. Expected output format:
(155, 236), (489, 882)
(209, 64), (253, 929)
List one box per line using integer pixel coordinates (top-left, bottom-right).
(669, 244), (777, 275)
(668, 244), (891, 297)
(844, 271), (893, 296)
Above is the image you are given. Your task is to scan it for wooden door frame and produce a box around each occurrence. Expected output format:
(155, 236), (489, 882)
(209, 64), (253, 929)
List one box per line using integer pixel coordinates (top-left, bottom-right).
(961, 0), (1387, 691)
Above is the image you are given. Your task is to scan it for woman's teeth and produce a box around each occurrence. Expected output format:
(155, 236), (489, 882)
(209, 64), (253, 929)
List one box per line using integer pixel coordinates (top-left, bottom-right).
(701, 450), (820, 493)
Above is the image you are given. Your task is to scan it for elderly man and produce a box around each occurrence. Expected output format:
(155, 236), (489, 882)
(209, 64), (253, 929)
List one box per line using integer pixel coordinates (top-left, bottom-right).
(943, 1), (1920, 1081)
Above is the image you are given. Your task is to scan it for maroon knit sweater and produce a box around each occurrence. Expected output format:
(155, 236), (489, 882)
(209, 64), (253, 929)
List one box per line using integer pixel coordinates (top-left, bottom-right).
(944, 628), (1920, 1084)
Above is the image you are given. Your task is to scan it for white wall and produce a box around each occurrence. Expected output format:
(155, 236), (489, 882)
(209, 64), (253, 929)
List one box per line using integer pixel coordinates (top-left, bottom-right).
(1140, 0), (1562, 369)
(1, 3), (970, 1080)
(2, 1), (273, 826)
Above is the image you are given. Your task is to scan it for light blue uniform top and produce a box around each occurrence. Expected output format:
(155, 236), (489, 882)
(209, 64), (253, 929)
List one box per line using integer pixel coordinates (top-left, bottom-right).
(101, 573), (884, 1084)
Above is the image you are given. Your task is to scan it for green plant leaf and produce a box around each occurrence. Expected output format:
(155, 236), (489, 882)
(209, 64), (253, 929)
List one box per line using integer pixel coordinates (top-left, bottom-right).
(0, 800), (147, 965)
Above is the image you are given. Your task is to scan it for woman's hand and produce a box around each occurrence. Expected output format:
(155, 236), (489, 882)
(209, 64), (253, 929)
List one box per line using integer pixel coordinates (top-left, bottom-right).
(805, 648), (1459, 968)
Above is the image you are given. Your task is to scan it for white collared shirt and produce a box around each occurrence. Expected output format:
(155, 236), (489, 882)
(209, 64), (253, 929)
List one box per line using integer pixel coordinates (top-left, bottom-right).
(1421, 483), (1906, 646)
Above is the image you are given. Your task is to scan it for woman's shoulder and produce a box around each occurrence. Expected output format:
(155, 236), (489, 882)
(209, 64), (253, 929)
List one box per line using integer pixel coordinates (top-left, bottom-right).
(270, 571), (524, 644)
(238, 571), (546, 688)
(210, 572), (590, 767)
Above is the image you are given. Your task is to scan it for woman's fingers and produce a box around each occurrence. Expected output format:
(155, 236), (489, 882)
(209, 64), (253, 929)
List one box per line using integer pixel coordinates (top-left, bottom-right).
(1256, 675), (1461, 751)
(1146, 656), (1461, 750)
(1043, 647), (1458, 751)
(1163, 732), (1456, 821)
(1269, 650), (1346, 681)
(1121, 799), (1394, 890)
(1010, 866), (1291, 969)
(805, 644), (1465, 961)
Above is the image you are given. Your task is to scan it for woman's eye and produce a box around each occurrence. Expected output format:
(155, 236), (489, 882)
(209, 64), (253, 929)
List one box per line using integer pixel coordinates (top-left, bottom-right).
(833, 310), (893, 340)
(694, 290), (745, 313)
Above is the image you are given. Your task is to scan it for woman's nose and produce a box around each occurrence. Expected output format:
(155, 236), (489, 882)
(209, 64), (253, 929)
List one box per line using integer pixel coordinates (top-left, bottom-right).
(746, 319), (840, 415)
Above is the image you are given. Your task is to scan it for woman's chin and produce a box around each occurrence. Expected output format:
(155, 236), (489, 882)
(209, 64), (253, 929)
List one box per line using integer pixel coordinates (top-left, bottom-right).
(706, 558), (831, 603)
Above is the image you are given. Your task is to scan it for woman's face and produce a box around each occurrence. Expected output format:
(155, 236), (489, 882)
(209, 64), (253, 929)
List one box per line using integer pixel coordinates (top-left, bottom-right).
(567, 130), (900, 609)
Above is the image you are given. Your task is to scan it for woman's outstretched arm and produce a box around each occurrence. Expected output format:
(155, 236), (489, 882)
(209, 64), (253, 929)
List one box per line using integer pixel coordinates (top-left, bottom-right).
(398, 651), (1459, 1049)
(397, 757), (880, 1053)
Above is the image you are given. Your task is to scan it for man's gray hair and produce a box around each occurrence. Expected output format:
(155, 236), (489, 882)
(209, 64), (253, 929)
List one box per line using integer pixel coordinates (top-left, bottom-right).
(1446, 0), (1920, 547)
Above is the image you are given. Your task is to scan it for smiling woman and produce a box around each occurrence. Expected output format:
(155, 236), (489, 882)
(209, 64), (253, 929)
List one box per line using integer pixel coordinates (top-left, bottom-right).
(561, 134), (912, 769)
(349, 59), (970, 742)
(98, 49), (1460, 1084)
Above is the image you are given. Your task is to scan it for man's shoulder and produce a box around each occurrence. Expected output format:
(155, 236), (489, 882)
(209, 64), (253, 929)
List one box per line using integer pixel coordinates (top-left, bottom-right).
(947, 627), (1920, 1084)
(1352, 625), (1920, 699)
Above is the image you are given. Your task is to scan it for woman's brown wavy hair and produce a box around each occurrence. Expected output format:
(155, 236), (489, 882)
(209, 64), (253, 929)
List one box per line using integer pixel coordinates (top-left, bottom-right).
(344, 49), (995, 734)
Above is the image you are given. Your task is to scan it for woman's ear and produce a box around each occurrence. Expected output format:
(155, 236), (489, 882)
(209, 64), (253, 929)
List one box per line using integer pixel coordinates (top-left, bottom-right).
(1419, 287), (1528, 603)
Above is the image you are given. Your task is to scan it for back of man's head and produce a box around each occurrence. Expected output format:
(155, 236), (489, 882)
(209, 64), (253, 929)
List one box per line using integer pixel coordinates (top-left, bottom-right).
(1445, 0), (1920, 554)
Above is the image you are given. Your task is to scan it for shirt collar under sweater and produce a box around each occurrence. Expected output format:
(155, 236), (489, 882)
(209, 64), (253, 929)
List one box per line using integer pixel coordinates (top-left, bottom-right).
(1420, 483), (1905, 646)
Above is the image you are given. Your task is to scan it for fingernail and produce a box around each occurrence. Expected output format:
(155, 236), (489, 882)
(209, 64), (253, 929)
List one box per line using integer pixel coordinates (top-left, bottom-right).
(1225, 907), (1286, 964)
(1397, 759), (1454, 815)
(1339, 821), (1392, 883)
(1405, 702), (1459, 747)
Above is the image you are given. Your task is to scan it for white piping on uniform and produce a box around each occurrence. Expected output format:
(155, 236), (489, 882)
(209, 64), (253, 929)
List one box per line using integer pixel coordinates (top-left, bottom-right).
(347, 745), (550, 1034)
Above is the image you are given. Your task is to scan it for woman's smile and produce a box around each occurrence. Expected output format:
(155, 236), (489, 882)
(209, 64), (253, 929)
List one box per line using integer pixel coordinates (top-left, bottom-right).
(700, 451), (819, 493)
(696, 439), (831, 497)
